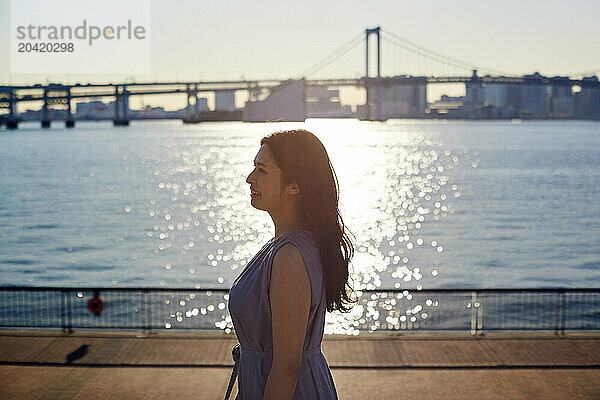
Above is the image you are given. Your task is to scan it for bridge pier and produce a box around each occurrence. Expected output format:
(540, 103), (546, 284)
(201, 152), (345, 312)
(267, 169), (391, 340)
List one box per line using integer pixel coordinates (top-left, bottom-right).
(183, 84), (203, 123)
(364, 79), (386, 121)
(122, 89), (129, 124)
(193, 84), (201, 121)
(113, 85), (130, 126)
(65, 88), (74, 128)
(185, 84), (191, 121)
(41, 88), (50, 128)
(7, 92), (18, 129)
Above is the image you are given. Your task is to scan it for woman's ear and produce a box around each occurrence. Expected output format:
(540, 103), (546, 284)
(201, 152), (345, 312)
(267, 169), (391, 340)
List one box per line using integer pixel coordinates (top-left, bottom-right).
(287, 181), (301, 196)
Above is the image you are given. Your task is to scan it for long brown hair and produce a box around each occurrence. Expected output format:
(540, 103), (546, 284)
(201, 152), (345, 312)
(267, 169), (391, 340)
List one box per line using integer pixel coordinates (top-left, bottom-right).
(260, 129), (356, 312)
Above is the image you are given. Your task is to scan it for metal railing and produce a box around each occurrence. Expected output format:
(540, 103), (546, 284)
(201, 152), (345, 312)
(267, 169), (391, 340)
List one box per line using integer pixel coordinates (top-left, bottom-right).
(0, 287), (598, 335)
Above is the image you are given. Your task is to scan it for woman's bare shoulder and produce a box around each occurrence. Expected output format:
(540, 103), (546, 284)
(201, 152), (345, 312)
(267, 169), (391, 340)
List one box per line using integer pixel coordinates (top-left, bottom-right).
(270, 242), (311, 293)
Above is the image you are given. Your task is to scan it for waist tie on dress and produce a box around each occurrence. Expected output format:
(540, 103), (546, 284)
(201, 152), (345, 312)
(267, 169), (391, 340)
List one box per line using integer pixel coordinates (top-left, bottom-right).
(224, 344), (322, 400)
(224, 344), (241, 400)
(240, 345), (322, 359)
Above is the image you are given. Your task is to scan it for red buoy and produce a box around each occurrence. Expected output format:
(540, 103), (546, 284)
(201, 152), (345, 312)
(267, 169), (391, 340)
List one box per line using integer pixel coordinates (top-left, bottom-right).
(87, 290), (105, 316)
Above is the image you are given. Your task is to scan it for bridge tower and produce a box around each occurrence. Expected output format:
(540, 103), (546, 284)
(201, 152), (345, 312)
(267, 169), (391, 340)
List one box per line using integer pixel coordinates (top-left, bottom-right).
(365, 27), (381, 79)
(365, 27), (384, 121)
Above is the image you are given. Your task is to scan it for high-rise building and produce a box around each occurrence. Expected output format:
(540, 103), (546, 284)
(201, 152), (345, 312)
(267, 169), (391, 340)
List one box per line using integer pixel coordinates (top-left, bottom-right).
(465, 70), (483, 107)
(215, 90), (236, 111)
(575, 76), (600, 119)
(482, 84), (507, 108)
(243, 79), (305, 122)
(548, 76), (574, 118)
(505, 84), (521, 116)
(372, 76), (427, 119)
(521, 72), (551, 118)
(75, 101), (113, 119)
(305, 87), (352, 117)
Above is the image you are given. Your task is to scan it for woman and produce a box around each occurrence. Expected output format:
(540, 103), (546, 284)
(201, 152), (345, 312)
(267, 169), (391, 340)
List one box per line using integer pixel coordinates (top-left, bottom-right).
(228, 129), (356, 399)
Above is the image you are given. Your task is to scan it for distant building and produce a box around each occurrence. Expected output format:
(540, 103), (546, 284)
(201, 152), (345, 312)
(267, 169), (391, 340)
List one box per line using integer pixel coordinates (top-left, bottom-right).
(547, 76), (574, 118)
(19, 109), (41, 120)
(551, 96), (575, 117)
(517, 74), (578, 118)
(362, 76), (426, 120)
(521, 72), (551, 118)
(465, 74), (483, 109)
(137, 105), (167, 118)
(381, 80), (426, 118)
(482, 84), (507, 109)
(305, 86), (353, 118)
(481, 84), (522, 118)
(465, 70), (520, 118)
(243, 79), (306, 122)
(19, 108), (69, 121)
(465, 84), (483, 107)
(428, 95), (465, 118)
(574, 76), (600, 119)
(215, 90), (236, 111)
(75, 101), (114, 119)
(187, 97), (209, 113)
(505, 84), (521, 118)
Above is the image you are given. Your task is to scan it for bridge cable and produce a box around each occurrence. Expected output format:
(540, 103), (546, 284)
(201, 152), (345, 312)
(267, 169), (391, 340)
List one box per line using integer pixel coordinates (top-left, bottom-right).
(383, 34), (477, 75)
(382, 29), (517, 77)
(297, 33), (364, 79)
(383, 31), (504, 75)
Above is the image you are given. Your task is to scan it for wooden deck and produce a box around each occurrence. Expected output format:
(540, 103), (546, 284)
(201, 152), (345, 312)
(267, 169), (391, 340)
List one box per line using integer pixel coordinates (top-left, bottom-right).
(0, 330), (599, 399)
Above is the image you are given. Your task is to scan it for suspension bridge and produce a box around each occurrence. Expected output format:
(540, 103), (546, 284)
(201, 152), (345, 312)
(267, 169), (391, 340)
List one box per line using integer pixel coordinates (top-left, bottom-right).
(1, 26), (599, 129)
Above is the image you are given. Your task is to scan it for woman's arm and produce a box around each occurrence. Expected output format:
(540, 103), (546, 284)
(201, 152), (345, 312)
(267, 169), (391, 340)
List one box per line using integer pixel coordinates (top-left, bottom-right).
(263, 242), (311, 400)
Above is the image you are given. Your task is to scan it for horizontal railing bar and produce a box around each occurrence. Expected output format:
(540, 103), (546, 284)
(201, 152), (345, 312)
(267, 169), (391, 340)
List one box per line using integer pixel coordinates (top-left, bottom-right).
(0, 286), (229, 292)
(359, 288), (598, 293)
(1, 286), (599, 293)
(2, 326), (598, 331)
(1, 286), (598, 334)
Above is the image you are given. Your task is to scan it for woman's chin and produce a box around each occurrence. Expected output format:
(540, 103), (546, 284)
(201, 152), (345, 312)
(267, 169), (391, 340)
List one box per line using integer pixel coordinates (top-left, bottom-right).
(250, 197), (265, 210)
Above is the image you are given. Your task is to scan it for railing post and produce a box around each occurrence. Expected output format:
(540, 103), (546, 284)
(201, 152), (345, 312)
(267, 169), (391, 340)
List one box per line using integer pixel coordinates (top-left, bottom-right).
(476, 291), (484, 336)
(554, 291), (568, 336)
(140, 290), (146, 337)
(560, 291), (566, 336)
(554, 292), (560, 336)
(139, 289), (152, 337)
(470, 291), (477, 335)
(67, 289), (72, 334)
(146, 291), (152, 336)
(61, 289), (67, 335)
(61, 289), (72, 335)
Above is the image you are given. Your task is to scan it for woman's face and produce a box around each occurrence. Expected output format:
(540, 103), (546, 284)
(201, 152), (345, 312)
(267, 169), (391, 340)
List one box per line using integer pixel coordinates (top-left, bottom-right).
(246, 144), (286, 212)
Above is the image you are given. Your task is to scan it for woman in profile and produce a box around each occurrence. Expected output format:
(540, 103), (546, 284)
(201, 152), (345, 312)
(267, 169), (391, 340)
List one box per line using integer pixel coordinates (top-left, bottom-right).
(228, 129), (355, 399)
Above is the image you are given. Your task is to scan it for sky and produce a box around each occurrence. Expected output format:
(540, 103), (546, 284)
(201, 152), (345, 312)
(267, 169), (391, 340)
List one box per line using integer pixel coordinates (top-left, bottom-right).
(1, 0), (599, 109)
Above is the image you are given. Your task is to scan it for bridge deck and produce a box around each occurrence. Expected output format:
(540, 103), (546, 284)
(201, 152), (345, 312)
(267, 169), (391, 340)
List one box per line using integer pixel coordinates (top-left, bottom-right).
(0, 330), (599, 399)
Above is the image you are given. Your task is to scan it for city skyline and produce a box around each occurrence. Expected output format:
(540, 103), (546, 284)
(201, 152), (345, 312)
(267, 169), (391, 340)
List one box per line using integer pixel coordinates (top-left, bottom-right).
(7, 71), (599, 128)
(1, 0), (599, 109)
